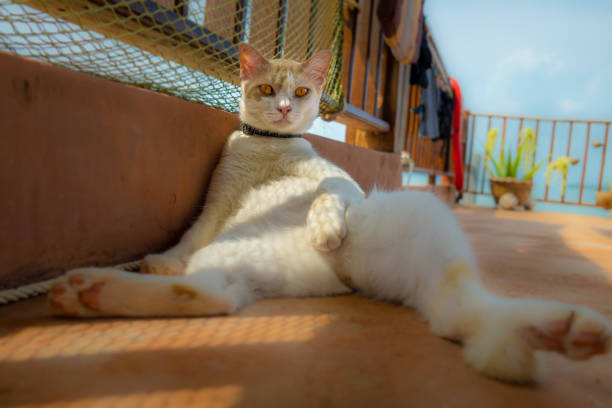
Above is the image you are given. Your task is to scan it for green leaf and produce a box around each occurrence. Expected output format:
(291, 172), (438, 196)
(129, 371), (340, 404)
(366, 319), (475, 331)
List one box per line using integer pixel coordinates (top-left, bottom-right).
(505, 150), (513, 177)
(509, 147), (522, 178)
(492, 155), (503, 177)
(523, 160), (544, 181)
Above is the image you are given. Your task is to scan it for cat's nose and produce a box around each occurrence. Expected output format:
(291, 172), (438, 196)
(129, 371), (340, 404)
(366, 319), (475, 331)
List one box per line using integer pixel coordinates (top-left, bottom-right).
(277, 105), (292, 117)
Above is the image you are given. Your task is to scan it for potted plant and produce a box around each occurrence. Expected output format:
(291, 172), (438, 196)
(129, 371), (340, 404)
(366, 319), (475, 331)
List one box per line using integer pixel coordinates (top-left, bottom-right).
(484, 127), (544, 210)
(545, 156), (580, 197)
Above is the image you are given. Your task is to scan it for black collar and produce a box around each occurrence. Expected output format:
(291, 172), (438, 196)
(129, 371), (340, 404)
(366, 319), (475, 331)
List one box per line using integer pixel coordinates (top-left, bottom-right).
(241, 122), (302, 139)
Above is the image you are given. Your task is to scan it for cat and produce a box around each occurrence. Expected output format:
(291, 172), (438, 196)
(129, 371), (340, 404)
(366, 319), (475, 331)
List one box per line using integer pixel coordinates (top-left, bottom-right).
(48, 43), (611, 383)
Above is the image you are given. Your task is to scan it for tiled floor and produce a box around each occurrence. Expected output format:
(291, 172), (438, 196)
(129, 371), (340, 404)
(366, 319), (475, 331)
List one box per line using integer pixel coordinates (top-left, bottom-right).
(1, 207), (611, 407)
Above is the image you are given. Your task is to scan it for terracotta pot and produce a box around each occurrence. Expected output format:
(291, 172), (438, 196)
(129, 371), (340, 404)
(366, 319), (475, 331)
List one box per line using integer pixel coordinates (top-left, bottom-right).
(595, 191), (612, 210)
(489, 177), (533, 206)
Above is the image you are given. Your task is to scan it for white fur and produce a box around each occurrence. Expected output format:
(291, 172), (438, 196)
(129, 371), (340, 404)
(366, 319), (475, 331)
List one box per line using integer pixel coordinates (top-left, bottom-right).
(49, 48), (611, 384)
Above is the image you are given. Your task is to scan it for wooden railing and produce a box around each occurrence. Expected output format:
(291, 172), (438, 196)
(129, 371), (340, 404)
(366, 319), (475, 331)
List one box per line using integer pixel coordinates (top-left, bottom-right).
(337, 3), (454, 180)
(464, 112), (611, 207)
(335, 0), (394, 151)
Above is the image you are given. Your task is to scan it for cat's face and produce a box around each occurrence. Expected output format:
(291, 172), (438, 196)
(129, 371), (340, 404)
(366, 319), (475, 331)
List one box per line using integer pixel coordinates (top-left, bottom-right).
(238, 44), (331, 134)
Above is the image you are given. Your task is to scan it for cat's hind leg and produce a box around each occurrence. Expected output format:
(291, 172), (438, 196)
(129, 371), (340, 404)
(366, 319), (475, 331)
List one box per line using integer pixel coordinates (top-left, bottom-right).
(428, 263), (611, 382)
(48, 267), (253, 317)
(343, 190), (611, 383)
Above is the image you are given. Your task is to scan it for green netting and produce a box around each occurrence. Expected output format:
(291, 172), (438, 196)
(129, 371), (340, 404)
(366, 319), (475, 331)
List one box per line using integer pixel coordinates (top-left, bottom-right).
(0, 0), (344, 114)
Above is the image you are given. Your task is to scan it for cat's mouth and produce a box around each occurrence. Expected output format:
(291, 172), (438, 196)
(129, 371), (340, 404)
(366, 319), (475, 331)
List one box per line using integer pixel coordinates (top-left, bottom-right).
(273, 117), (292, 125)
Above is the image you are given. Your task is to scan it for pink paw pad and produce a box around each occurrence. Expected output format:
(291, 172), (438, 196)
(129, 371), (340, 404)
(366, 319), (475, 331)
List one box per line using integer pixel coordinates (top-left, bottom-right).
(571, 331), (608, 357)
(77, 282), (105, 311)
(530, 320), (569, 352)
(530, 312), (610, 359)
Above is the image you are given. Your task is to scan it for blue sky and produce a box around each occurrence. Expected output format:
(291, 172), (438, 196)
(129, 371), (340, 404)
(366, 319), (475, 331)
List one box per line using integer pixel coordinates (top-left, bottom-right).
(424, 0), (612, 120)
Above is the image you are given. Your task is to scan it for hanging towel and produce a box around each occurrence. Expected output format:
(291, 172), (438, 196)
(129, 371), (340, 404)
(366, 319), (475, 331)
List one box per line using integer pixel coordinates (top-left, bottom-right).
(377, 0), (424, 64)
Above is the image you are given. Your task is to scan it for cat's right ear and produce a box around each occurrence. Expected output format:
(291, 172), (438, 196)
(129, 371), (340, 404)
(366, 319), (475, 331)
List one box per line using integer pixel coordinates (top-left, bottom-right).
(239, 44), (268, 80)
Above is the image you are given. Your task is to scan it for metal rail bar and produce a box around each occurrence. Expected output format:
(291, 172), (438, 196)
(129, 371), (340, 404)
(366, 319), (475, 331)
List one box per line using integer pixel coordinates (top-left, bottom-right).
(598, 123), (610, 192)
(578, 123), (591, 204)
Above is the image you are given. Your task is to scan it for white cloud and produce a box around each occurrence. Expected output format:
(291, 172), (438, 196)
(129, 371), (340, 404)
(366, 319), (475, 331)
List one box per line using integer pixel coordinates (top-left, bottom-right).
(497, 48), (565, 76)
(558, 98), (585, 114)
(586, 75), (602, 97)
(482, 48), (566, 114)
(556, 75), (602, 115)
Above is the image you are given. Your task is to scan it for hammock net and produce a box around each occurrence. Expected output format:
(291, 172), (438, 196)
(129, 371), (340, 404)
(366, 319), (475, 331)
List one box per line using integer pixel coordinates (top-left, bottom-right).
(0, 0), (344, 114)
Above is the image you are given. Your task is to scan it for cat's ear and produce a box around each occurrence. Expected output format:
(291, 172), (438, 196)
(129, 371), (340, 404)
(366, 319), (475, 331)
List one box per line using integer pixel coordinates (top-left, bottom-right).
(239, 43), (268, 80)
(302, 50), (332, 87)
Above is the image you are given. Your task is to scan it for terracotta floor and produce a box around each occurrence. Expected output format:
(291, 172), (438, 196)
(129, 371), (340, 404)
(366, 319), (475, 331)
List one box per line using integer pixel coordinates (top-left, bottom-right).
(1, 207), (611, 407)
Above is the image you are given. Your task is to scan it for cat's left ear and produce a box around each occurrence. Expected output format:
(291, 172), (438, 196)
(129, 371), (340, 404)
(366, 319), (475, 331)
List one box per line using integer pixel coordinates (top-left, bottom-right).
(302, 50), (332, 87)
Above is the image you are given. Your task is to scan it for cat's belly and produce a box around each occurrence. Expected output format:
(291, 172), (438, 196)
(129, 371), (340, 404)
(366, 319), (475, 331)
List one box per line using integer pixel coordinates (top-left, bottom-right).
(209, 177), (349, 297)
(221, 177), (318, 234)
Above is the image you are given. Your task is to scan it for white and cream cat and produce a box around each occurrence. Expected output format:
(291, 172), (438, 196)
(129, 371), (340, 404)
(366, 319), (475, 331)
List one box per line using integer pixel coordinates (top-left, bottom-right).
(48, 44), (610, 383)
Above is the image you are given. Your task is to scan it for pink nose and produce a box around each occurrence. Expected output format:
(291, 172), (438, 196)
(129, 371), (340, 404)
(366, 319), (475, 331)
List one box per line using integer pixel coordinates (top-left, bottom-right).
(277, 106), (292, 116)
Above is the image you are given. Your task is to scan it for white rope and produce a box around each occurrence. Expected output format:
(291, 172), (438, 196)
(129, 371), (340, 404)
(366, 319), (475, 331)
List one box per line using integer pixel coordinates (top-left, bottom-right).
(0, 259), (142, 306)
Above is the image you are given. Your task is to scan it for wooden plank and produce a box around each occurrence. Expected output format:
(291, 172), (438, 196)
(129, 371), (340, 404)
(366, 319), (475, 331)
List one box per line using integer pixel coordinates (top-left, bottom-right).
(364, 0), (382, 115)
(348, 0), (372, 108)
(335, 103), (391, 133)
(344, 129), (394, 152)
(341, 2), (355, 99)
(375, 43), (389, 118)
(392, 62), (408, 154)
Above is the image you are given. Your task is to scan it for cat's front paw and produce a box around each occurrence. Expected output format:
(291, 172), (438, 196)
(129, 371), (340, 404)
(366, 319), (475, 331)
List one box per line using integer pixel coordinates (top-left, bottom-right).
(141, 254), (185, 275)
(48, 269), (108, 317)
(307, 193), (347, 252)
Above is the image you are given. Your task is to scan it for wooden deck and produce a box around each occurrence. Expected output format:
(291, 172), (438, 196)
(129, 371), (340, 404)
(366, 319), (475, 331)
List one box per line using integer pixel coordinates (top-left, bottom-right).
(1, 207), (611, 407)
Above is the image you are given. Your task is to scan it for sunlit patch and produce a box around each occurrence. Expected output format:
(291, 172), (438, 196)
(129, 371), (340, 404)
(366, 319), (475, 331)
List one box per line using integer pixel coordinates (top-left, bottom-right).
(22, 386), (244, 407)
(0, 314), (336, 362)
(558, 225), (612, 281)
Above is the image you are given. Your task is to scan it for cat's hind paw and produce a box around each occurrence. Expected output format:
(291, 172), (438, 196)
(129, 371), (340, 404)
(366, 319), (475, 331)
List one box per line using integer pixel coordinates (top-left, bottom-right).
(463, 302), (611, 383)
(141, 254), (185, 275)
(526, 306), (610, 360)
(307, 192), (347, 252)
(48, 270), (107, 317)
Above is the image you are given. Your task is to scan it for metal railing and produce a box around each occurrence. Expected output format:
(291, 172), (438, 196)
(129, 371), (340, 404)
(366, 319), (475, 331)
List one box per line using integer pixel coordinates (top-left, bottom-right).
(463, 112), (611, 206)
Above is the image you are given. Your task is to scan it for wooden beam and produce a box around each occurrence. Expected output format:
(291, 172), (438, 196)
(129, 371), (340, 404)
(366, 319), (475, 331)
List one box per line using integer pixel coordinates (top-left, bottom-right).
(335, 103), (391, 133)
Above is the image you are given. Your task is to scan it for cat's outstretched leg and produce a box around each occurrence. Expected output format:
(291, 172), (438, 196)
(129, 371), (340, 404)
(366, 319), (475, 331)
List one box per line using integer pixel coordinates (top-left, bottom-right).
(48, 267), (253, 317)
(427, 262), (611, 383)
(343, 190), (611, 383)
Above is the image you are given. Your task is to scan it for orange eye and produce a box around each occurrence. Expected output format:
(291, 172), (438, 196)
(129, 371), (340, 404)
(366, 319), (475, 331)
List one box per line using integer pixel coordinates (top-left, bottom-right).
(258, 84), (274, 96)
(295, 87), (309, 97)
